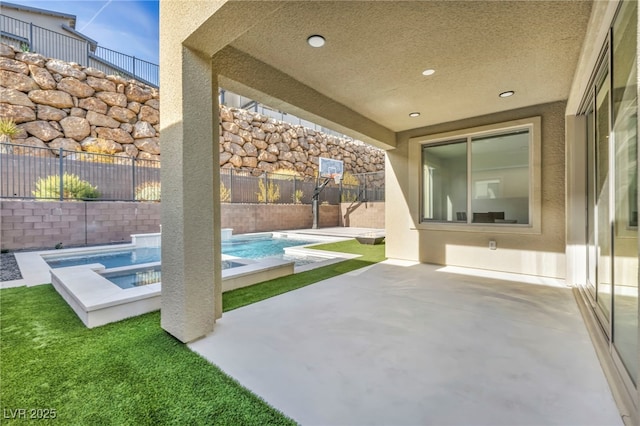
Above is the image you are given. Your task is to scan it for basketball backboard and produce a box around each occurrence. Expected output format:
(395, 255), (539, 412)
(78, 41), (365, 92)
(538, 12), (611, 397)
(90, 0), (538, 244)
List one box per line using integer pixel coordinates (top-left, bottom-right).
(319, 157), (344, 183)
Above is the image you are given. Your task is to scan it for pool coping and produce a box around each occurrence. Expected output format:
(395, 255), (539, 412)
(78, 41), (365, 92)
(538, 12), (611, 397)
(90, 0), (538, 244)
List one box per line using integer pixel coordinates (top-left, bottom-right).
(50, 257), (304, 328)
(8, 231), (359, 327)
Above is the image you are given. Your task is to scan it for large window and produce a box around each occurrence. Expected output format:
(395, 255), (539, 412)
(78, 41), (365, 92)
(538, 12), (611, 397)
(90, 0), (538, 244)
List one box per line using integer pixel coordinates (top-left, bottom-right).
(420, 121), (537, 227)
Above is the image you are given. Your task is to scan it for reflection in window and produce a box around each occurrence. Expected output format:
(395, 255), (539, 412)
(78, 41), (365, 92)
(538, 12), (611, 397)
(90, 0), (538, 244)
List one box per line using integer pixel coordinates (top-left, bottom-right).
(421, 129), (530, 225)
(471, 131), (529, 224)
(421, 141), (467, 222)
(612, 0), (637, 385)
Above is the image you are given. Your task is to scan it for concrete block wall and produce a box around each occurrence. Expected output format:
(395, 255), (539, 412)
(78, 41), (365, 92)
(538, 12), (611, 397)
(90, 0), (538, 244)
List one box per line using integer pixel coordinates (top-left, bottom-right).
(221, 204), (339, 235)
(339, 202), (385, 229)
(1, 200), (160, 250)
(1, 200), (383, 250)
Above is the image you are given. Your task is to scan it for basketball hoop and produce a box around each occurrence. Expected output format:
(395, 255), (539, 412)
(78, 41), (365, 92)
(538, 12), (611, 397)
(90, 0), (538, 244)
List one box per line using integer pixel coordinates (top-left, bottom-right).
(332, 174), (342, 185)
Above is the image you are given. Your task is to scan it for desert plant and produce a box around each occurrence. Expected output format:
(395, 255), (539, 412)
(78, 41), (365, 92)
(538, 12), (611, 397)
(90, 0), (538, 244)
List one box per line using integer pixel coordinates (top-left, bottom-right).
(340, 171), (360, 203)
(135, 181), (161, 201)
(292, 189), (304, 204)
(257, 179), (280, 203)
(220, 181), (231, 202)
(33, 173), (100, 200)
(341, 171), (360, 186)
(20, 42), (30, 52)
(0, 118), (19, 144)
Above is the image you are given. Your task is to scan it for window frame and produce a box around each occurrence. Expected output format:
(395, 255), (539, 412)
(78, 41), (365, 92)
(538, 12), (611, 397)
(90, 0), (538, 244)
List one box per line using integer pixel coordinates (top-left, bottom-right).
(409, 116), (542, 235)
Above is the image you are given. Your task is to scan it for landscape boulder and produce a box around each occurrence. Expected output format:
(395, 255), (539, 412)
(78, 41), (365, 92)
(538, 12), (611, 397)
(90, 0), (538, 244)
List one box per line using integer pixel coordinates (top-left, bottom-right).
(0, 103), (35, 123)
(28, 90), (74, 108)
(19, 121), (62, 141)
(81, 137), (123, 154)
(60, 116), (91, 141)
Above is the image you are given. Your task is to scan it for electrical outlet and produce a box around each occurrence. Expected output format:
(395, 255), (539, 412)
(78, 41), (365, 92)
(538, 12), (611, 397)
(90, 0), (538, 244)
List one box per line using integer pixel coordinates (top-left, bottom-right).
(489, 240), (497, 250)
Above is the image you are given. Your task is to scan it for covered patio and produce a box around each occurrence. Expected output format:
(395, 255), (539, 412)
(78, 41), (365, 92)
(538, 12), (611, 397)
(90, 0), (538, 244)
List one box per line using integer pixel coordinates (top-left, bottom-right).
(160, 0), (638, 421)
(190, 261), (621, 425)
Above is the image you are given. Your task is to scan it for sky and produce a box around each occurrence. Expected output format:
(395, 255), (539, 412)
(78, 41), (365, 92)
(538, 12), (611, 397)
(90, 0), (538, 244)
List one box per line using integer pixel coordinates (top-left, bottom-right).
(8, 0), (159, 64)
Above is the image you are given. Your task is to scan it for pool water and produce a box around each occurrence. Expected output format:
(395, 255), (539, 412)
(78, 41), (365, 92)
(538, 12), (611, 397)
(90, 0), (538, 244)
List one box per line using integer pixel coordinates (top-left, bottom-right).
(47, 247), (161, 269)
(221, 236), (316, 259)
(45, 234), (319, 269)
(103, 260), (244, 289)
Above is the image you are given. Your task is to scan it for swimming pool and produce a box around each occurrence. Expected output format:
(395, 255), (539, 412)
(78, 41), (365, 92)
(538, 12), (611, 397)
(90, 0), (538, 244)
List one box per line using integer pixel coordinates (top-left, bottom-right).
(45, 234), (319, 269)
(46, 247), (161, 269)
(103, 260), (245, 289)
(44, 231), (356, 327)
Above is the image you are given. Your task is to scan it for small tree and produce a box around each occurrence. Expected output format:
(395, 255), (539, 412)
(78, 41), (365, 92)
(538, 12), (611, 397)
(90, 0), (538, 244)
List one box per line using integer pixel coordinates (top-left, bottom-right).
(33, 173), (100, 200)
(257, 179), (280, 203)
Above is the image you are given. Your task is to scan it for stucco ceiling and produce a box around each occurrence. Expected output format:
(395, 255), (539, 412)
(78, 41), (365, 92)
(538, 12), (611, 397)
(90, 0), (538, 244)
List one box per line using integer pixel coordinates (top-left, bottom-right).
(228, 1), (592, 133)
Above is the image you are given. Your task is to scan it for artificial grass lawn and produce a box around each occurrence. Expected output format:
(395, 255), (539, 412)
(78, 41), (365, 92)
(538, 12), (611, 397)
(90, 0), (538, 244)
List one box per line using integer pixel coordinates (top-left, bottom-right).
(223, 239), (386, 311)
(0, 286), (294, 425)
(1, 240), (385, 425)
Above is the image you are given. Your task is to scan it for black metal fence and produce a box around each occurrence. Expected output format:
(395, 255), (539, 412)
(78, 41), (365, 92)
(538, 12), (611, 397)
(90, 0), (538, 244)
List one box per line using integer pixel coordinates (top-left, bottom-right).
(221, 169), (346, 205)
(0, 143), (385, 203)
(0, 143), (160, 201)
(0, 14), (158, 87)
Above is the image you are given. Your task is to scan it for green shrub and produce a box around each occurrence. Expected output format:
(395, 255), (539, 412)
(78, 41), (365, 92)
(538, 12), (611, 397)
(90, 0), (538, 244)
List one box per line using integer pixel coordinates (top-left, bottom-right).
(257, 179), (280, 203)
(135, 181), (161, 201)
(220, 181), (231, 202)
(33, 173), (100, 200)
(292, 189), (304, 204)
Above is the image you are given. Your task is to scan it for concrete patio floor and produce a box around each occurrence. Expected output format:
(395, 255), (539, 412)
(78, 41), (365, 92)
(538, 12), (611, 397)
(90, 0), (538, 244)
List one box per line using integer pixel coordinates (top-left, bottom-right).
(190, 260), (622, 425)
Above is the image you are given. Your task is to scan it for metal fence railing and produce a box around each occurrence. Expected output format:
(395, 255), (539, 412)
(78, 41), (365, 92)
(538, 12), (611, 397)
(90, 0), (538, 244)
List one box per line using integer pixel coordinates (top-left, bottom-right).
(0, 14), (158, 87)
(219, 168), (384, 205)
(0, 143), (160, 201)
(91, 46), (158, 88)
(0, 143), (384, 203)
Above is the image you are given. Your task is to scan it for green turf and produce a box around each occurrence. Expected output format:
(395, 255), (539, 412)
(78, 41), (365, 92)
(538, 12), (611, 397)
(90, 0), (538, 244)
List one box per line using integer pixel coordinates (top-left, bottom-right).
(1, 239), (385, 425)
(0, 285), (295, 425)
(222, 240), (386, 311)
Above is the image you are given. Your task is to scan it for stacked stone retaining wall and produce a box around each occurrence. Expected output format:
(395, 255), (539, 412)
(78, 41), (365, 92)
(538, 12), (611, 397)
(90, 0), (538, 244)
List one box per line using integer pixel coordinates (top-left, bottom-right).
(0, 43), (160, 161)
(1, 42), (384, 178)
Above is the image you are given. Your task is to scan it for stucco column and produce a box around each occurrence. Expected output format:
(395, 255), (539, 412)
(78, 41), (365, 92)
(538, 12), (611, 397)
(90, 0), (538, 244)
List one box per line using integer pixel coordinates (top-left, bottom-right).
(160, 46), (221, 343)
(385, 143), (420, 262)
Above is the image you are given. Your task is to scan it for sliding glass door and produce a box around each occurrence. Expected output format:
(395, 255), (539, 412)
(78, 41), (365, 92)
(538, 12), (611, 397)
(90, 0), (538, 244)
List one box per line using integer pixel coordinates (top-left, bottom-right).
(611, 0), (638, 385)
(584, 0), (638, 389)
(595, 68), (612, 326)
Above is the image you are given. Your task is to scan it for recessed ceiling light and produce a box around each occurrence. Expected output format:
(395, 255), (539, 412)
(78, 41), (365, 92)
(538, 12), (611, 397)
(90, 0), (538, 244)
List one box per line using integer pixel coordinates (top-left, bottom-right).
(422, 69), (435, 76)
(307, 35), (325, 48)
(499, 90), (515, 98)
(409, 112), (420, 117)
